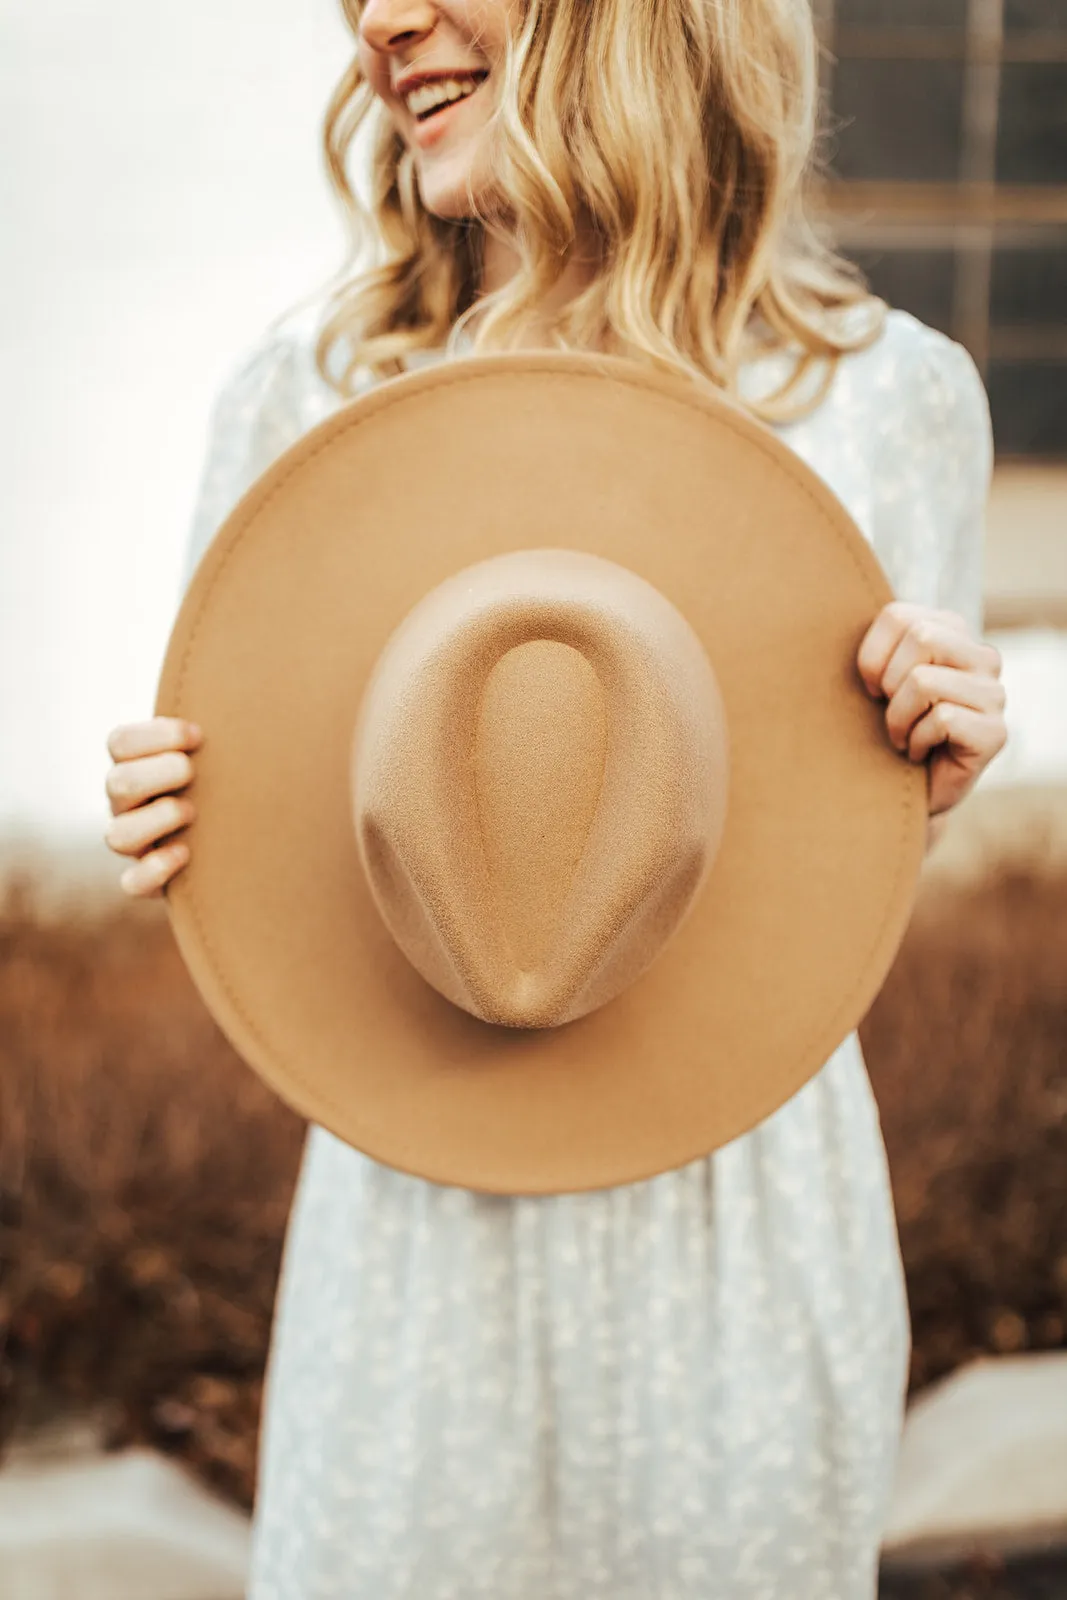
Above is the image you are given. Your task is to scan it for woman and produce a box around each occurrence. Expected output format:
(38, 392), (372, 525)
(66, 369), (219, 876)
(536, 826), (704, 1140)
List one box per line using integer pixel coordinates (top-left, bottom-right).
(104, 2), (1008, 1595)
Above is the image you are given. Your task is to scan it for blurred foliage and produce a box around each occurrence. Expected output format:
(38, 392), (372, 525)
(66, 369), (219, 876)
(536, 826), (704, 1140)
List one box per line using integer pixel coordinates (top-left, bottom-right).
(863, 863), (1067, 1395)
(0, 875), (305, 1505)
(881, 1549), (1067, 1600)
(0, 862), (1065, 1513)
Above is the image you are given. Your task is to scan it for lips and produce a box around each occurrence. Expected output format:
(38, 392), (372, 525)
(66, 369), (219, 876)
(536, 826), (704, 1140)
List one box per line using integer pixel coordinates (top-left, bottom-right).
(413, 77), (485, 123)
(395, 67), (489, 103)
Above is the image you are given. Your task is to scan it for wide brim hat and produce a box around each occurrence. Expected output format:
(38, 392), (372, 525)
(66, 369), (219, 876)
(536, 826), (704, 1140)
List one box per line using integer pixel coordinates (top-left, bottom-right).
(157, 350), (926, 1195)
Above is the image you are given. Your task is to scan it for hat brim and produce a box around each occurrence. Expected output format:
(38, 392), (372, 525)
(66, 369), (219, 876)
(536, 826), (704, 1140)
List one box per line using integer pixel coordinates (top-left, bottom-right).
(158, 352), (925, 1194)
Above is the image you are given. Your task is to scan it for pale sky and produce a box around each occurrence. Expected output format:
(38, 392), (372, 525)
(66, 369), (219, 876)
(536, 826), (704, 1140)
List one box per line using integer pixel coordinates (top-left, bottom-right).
(1, 0), (353, 836)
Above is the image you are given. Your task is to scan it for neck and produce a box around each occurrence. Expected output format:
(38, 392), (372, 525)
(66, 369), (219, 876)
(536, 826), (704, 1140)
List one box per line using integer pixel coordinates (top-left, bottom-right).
(476, 222), (603, 347)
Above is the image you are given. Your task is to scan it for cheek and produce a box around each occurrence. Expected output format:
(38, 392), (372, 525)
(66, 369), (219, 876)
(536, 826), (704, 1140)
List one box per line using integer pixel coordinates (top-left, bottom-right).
(357, 42), (394, 106)
(452, 0), (517, 60)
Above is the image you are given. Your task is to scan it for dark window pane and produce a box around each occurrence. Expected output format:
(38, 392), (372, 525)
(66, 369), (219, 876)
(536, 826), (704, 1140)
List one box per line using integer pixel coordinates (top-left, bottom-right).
(836, 0), (967, 24)
(831, 60), (965, 181)
(997, 64), (1067, 184)
(991, 246), (1067, 325)
(847, 248), (956, 335)
(1003, 0), (1067, 30)
(987, 361), (1067, 457)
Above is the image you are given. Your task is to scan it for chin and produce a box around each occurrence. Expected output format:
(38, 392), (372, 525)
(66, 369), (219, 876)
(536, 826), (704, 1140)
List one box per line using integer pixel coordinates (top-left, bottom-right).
(420, 187), (478, 222)
(415, 144), (496, 224)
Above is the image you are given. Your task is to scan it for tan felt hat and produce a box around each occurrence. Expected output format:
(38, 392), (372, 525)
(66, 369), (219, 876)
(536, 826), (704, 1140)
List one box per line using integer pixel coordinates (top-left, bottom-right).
(157, 350), (926, 1195)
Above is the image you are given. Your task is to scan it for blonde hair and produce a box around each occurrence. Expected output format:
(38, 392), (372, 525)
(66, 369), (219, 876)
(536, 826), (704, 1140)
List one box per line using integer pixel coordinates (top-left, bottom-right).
(312, 0), (884, 422)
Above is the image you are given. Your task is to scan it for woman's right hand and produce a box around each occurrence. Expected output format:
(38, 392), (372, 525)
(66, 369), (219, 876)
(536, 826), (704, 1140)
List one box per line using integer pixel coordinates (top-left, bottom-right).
(104, 718), (203, 897)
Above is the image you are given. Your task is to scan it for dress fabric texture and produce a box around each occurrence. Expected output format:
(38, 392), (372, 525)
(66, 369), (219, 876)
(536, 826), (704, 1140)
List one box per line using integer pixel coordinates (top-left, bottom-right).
(180, 304), (992, 1600)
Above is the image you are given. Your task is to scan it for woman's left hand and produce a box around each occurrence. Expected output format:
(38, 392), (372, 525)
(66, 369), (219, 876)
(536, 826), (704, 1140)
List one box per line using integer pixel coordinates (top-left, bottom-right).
(857, 602), (1008, 817)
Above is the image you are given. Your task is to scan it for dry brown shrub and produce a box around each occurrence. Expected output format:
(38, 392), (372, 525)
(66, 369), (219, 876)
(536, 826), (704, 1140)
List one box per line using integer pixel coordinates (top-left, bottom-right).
(0, 876), (305, 1506)
(861, 864), (1067, 1391)
(0, 862), (1064, 1510)
(879, 1549), (1067, 1600)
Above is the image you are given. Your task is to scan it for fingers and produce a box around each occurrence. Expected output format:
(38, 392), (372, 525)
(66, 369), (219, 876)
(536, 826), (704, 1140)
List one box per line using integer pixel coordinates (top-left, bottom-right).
(118, 839), (191, 899)
(914, 702), (1010, 817)
(884, 664), (1007, 753)
(104, 719), (202, 897)
(105, 749), (196, 816)
(105, 791), (196, 899)
(909, 701), (1008, 768)
(857, 602), (1002, 700)
(881, 625), (1001, 703)
(105, 794), (196, 858)
(107, 718), (202, 763)
(858, 602), (1009, 817)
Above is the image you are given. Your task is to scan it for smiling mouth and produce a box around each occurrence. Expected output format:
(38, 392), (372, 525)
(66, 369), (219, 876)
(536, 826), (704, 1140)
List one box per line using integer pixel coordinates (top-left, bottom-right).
(413, 72), (490, 124)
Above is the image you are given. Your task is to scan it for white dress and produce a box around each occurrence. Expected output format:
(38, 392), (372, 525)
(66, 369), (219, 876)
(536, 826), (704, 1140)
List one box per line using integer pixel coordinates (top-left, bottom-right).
(181, 303), (992, 1600)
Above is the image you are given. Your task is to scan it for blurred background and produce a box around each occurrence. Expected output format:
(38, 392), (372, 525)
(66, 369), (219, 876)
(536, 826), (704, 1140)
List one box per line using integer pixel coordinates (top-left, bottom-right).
(1, 2), (1065, 1597)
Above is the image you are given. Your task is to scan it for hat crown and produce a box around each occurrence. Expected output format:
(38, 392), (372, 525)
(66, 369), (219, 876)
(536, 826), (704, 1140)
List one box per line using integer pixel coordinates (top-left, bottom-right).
(353, 550), (729, 1029)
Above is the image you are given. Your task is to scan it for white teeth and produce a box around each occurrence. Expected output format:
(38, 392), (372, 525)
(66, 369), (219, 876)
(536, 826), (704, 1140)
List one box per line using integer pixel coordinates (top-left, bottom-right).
(406, 76), (482, 119)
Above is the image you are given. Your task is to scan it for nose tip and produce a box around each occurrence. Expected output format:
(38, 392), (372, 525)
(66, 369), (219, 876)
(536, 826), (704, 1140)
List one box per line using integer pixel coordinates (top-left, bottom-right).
(358, 0), (436, 53)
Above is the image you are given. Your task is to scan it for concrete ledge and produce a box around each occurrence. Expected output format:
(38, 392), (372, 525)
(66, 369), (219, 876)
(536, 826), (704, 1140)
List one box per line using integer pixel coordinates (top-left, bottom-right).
(883, 1355), (1067, 1571)
(0, 1439), (249, 1600)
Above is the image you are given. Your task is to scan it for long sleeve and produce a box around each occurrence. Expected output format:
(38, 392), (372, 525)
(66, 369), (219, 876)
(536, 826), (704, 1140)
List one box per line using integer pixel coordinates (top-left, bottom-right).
(179, 306), (345, 595)
(870, 318), (994, 636)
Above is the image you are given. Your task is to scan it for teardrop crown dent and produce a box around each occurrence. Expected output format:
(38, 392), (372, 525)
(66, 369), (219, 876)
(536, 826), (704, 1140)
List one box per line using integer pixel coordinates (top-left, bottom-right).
(352, 549), (730, 1029)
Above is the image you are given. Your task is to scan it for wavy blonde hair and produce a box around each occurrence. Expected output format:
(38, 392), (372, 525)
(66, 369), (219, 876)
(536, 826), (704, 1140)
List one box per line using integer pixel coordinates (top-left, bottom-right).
(311, 0), (884, 422)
